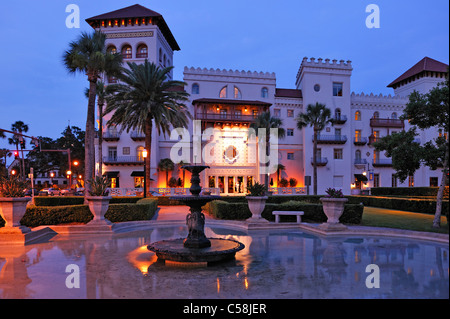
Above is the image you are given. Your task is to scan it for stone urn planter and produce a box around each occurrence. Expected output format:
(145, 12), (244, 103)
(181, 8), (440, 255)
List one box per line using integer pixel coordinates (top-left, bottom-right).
(0, 197), (31, 230)
(86, 196), (112, 224)
(319, 197), (348, 230)
(247, 196), (269, 221)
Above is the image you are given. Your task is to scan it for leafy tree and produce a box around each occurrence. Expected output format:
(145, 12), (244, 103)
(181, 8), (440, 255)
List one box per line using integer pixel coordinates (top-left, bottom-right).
(63, 30), (123, 196)
(249, 111), (286, 193)
(158, 158), (175, 187)
(8, 121), (29, 179)
(105, 60), (191, 195)
(374, 74), (449, 228)
(296, 103), (334, 195)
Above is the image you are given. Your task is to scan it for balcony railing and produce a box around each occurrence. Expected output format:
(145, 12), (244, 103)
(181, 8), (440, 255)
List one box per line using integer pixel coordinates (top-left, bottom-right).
(311, 157), (328, 166)
(333, 115), (347, 124)
(130, 131), (145, 141)
(314, 135), (347, 144)
(354, 158), (368, 165)
(103, 132), (120, 141)
(196, 112), (258, 123)
(372, 158), (393, 167)
(370, 118), (404, 128)
(354, 137), (368, 145)
(103, 156), (144, 165)
(136, 53), (148, 58)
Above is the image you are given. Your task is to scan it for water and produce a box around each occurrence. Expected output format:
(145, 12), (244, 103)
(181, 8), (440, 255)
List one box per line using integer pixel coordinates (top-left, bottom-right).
(0, 225), (448, 299)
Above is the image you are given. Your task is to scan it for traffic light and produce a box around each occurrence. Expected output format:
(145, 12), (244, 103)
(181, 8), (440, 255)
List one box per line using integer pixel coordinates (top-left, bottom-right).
(19, 137), (26, 149)
(14, 150), (19, 159)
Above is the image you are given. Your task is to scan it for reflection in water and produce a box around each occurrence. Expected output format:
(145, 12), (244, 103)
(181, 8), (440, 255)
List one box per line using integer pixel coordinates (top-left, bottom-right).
(0, 226), (448, 299)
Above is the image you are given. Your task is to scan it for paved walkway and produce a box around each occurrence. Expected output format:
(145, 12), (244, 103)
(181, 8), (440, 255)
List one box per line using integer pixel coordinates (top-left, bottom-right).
(153, 205), (214, 221)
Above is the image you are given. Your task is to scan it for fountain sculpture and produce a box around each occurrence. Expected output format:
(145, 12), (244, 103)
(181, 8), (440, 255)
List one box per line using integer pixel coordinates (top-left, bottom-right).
(147, 165), (245, 264)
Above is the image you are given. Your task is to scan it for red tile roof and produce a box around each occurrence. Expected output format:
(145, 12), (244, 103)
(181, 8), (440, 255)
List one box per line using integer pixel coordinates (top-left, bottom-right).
(387, 57), (448, 88)
(86, 4), (180, 51)
(275, 88), (303, 98)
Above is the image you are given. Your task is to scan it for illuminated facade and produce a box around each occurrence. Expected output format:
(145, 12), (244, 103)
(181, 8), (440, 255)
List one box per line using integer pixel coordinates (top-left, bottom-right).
(87, 5), (448, 195)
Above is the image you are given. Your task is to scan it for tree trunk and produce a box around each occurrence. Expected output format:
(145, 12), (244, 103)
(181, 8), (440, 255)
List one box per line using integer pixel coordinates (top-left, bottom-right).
(98, 100), (104, 177)
(433, 135), (449, 228)
(144, 117), (153, 196)
(85, 76), (97, 198)
(313, 130), (318, 195)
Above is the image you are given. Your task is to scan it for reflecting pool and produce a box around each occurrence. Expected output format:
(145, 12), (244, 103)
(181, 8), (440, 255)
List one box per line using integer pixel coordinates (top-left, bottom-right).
(0, 225), (448, 299)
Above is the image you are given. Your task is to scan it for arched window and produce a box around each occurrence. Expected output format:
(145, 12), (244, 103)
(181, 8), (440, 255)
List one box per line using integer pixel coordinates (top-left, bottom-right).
(192, 83), (200, 95)
(107, 45), (117, 54)
(234, 86), (242, 99)
(136, 44), (148, 58)
(159, 48), (162, 62)
(261, 87), (268, 98)
(163, 54), (167, 67)
(391, 112), (398, 119)
(122, 45), (132, 59)
(355, 111), (361, 121)
(373, 111), (379, 119)
(137, 146), (145, 161)
(335, 108), (342, 120)
(355, 150), (361, 160)
(219, 86), (227, 98)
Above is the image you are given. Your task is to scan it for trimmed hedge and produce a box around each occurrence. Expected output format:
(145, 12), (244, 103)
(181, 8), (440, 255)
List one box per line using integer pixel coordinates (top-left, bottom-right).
(370, 187), (449, 198)
(203, 200), (364, 224)
(356, 196), (449, 216)
(5, 198), (159, 228)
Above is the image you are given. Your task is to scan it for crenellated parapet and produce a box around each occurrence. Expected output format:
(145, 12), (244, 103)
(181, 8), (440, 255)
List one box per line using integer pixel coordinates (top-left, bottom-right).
(184, 66), (276, 79)
(350, 92), (408, 110)
(296, 57), (353, 86)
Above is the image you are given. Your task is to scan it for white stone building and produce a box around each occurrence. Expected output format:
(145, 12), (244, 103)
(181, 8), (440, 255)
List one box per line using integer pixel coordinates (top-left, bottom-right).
(86, 4), (448, 196)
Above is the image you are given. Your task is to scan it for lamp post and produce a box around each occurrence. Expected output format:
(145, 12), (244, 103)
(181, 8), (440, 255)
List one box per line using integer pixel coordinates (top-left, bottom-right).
(142, 149), (148, 198)
(66, 170), (72, 189)
(50, 172), (55, 186)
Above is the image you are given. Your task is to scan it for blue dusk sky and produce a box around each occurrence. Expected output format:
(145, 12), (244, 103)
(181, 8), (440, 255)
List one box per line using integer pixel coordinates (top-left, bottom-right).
(0, 0), (448, 154)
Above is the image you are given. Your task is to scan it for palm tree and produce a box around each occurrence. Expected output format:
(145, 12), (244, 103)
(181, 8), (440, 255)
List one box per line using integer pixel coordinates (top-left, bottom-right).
(275, 163), (286, 186)
(296, 102), (333, 195)
(8, 121), (29, 179)
(177, 160), (189, 188)
(63, 30), (122, 196)
(85, 81), (106, 177)
(249, 111), (286, 192)
(104, 60), (191, 195)
(158, 158), (175, 187)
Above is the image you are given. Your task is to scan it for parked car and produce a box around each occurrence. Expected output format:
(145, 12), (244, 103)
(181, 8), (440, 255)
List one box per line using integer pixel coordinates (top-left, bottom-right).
(24, 188), (39, 196)
(40, 188), (61, 196)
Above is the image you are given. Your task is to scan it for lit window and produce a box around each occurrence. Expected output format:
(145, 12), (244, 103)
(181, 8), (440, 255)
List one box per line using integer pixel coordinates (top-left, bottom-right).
(287, 109), (294, 117)
(219, 86), (227, 98)
(261, 87), (268, 98)
(192, 83), (200, 94)
(287, 129), (294, 136)
(355, 111), (361, 121)
(333, 82), (343, 96)
(122, 45), (132, 59)
(137, 44), (148, 58)
(234, 86), (242, 99)
(373, 111), (379, 119)
(354, 130), (362, 142)
(107, 45), (117, 54)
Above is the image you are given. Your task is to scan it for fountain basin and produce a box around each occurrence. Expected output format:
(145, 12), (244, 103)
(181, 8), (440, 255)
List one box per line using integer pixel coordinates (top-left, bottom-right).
(147, 238), (245, 263)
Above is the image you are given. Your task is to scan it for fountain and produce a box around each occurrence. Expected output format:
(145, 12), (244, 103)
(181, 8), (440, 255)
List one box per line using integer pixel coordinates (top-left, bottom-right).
(147, 165), (245, 264)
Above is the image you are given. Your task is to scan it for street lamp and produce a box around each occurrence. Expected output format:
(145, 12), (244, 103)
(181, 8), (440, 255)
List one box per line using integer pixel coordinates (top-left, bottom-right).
(66, 170), (72, 189)
(142, 149), (148, 198)
(50, 172), (55, 186)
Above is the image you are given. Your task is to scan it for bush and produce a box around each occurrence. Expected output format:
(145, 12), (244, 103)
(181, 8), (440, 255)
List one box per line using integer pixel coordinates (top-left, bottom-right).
(289, 178), (298, 187)
(34, 196), (84, 206)
(370, 187), (449, 197)
(203, 199), (364, 224)
(12, 199), (159, 228)
(279, 178), (289, 187)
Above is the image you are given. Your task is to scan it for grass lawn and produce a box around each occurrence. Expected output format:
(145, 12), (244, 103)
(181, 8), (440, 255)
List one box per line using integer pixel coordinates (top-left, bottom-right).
(362, 206), (449, 234)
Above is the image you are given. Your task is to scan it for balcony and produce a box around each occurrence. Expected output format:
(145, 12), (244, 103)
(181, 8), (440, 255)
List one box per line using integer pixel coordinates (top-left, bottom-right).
(314, 135), (347, 144)
(130, 131), (145, 141)
(196, 112), (258, 123)
(354, 137), (368, 145)
(311, 157), (328, 166)
(354, 158), (368, 167)
(103, 156), (143, 165)
(370, 118), (404, 128)
(372, 158), (393, 167)
(333, 115), (347, 124)
(103, 132), (120, 141)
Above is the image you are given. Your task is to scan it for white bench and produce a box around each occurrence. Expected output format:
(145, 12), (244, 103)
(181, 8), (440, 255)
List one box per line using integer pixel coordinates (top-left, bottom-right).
(272, 211), (304, 223)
